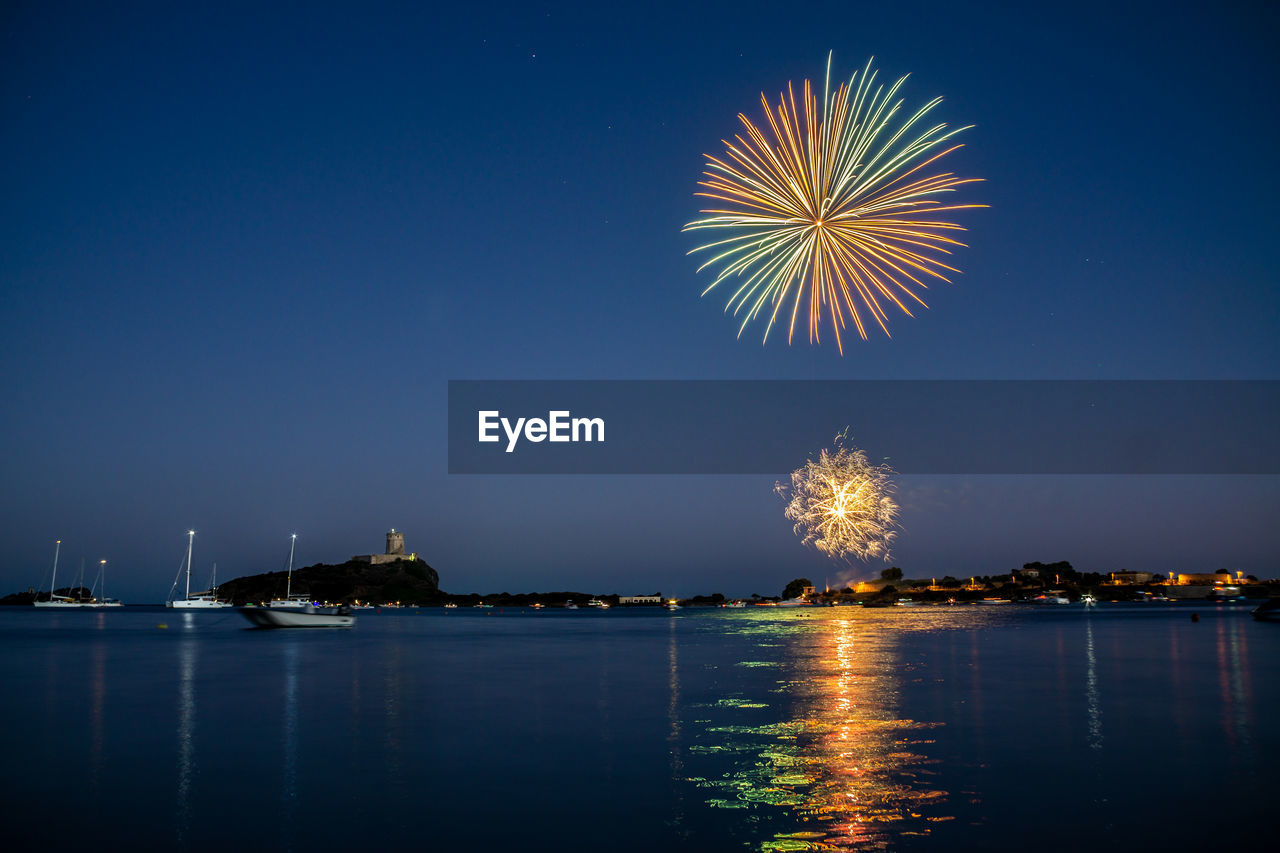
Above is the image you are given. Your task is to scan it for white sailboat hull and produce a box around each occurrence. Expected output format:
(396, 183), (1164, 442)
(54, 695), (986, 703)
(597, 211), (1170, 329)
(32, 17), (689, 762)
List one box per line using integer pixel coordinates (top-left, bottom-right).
(240, 606), (354, 628)
(167, 597), (232, 609)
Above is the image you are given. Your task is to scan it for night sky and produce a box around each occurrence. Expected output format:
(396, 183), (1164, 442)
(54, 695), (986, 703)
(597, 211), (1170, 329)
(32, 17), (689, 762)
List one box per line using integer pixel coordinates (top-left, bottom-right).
(3, 1), (1277, 602)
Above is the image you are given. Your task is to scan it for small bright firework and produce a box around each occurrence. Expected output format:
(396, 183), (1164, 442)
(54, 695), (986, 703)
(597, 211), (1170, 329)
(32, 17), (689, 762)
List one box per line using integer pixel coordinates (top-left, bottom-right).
(686, 55), (984, 353)
(776, 433), (899, 561)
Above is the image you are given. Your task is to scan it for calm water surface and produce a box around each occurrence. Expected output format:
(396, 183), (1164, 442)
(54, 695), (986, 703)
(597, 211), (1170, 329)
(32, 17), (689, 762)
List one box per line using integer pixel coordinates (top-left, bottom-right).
(1, 604), (1274, 851)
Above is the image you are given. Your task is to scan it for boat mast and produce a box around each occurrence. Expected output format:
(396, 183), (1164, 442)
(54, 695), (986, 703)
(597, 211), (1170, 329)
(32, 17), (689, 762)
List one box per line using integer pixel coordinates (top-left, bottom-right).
(50, 539), (61, 599)
(286, 533), (296, 599)
(185, 530), (195, 601)
(100, 559), (107, 603)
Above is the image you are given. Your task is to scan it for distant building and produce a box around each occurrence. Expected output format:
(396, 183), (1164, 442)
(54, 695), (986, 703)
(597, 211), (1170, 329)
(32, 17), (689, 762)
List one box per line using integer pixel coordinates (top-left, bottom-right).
(353, 529), (414, 565)
(619, 594), (663, 605)
(1163, 571), (1253, 599)
(1108, 571), (1154, 585)
(1177, 572), (1251, 586)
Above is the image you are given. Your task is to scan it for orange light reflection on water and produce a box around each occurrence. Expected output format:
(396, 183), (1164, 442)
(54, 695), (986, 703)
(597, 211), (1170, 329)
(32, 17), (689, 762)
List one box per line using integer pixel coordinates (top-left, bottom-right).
(689, 610), (994, 851)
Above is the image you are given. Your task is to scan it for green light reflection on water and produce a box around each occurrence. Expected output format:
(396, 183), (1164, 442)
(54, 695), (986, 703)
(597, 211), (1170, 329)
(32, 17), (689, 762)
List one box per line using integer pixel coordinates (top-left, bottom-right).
(682, 609), (1001, 851)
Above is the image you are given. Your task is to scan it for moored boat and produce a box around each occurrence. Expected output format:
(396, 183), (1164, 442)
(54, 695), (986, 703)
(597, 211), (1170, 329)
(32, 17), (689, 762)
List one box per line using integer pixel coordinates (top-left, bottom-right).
(34, 596), (80, 608)
(1207, 586), (1246, 602)
(167, 532), (232, 609)
(268, 534), (311, 609)
(34, 540), (80, 608)
(240, 604), (355, 628)
(84, 559), (124, 607)
(1251, 599), (1280, 623)
(170, 590), (231, 609)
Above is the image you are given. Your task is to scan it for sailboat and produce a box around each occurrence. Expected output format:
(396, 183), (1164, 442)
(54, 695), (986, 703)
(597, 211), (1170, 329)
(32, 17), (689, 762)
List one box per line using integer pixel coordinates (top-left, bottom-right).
(166, 531), (231, 609)
(268, 533), (310, 609)
(34, 539), (79, 608)
(87, 559), (124, 608)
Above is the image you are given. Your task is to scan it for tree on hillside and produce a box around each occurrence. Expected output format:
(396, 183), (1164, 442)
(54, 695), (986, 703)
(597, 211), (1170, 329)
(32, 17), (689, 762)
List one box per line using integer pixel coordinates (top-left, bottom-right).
(881, 566), (903, 582)
(782, 578), (813, 600)
(1024, 560), (1077, 582)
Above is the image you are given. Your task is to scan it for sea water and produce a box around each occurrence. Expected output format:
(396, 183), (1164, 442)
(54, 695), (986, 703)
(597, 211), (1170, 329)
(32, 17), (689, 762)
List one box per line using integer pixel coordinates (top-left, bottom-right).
(0, 604), (1274, 851)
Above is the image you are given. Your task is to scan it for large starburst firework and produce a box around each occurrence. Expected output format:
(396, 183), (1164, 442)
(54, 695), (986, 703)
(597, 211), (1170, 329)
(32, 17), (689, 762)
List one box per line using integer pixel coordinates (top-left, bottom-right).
(686, 55), (984, 353)
(776, 433), (899, 562)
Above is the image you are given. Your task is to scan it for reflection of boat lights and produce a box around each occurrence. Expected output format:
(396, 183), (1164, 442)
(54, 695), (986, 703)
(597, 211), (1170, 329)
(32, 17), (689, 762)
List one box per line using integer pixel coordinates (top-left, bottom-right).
(90, 634), (106, 791)
(176, 634), (197, 844)
(281, 641), (300, 840)
(1084, 616), (1102, 750)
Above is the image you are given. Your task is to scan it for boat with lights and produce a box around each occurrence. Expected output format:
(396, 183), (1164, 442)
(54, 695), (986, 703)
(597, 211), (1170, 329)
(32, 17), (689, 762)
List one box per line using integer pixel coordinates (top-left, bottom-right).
(268, 533), (311, 609)
(33, 540), (79, 608)
(166, 531), (232, 609)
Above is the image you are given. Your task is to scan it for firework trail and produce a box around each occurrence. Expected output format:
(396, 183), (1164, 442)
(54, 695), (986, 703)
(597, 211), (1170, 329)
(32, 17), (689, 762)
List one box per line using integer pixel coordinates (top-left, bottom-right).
(687, 55), (984, 353)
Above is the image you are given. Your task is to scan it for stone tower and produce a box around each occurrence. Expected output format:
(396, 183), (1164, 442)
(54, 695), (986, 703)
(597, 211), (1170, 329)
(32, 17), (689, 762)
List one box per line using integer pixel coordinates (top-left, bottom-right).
(386, 529), (405, 556)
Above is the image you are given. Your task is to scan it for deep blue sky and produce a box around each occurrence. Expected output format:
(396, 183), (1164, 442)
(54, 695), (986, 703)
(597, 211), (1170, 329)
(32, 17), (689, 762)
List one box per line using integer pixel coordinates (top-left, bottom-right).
(3, 0), (1277, 601)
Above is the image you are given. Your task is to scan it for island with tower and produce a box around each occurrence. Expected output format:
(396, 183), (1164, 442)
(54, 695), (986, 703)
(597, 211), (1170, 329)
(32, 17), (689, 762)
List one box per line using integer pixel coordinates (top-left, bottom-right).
(352, 528), (417, 565)
(215, 529), (442, 605)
